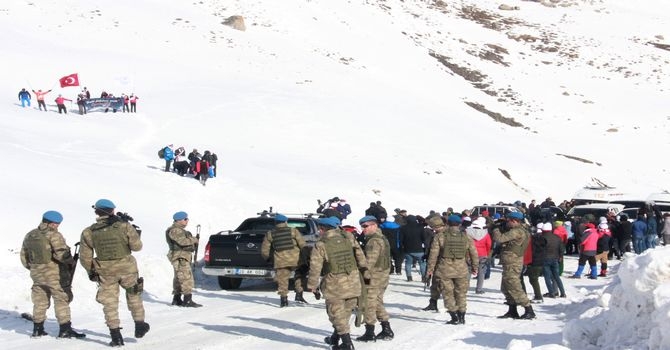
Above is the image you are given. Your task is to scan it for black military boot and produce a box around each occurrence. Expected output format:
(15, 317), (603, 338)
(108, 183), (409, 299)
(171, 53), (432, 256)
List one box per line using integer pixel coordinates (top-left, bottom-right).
(338, 333), (355, 350)
(457, 311), (466, 325)
(375, 321), (394, 340)
(497, 304), (520, 319)
(280, 296), (289, 307)
(294, 292), (308, 304)
(446, 311), (460, 325)
(422, 298), (438, 312)
(134, 321), (150, 338)
(171, 294), (183, 306)
(32, 322), (48, 337)
(519, 305), (536, 320)
(182, 294), (202, 308)
(324, 329), (339, 346)
(355, 324), (376, 342)
(58, 321), (86, 338)
(109, 328), (124, 347)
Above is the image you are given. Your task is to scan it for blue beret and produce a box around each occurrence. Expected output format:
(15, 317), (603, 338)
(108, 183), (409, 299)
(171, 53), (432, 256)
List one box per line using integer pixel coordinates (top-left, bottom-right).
(94, 199), (116, 209)
(358, 215), (377, 225)
(447, 214), (462, 224)
(507, 212), (524, 220)
(317, 216), (340, 228)
(43, 210), (63, 224)
(173, 211), (188, 221)
(274, 213), (288, 222)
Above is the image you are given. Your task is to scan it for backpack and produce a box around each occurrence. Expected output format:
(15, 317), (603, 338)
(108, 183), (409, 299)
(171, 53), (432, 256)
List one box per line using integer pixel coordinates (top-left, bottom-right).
(158, 147), (165, 159)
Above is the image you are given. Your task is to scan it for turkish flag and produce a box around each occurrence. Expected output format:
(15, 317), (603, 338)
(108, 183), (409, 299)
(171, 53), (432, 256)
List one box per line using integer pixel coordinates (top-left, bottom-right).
(59, 73), (80, 88)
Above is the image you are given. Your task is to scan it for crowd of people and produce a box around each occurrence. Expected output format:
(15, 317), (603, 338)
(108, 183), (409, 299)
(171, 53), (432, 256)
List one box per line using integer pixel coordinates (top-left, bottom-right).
(17, 87), (139, 114)
(161, 144), (218, 186)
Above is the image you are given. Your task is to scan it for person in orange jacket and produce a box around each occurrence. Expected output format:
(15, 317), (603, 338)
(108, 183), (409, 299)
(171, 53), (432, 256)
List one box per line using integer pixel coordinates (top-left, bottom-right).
(32, 89), (52, 111)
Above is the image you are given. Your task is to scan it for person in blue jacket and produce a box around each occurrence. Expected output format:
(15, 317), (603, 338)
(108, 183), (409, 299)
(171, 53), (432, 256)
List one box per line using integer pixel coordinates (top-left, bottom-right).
(380, 219), (403, 275)
(163, 144), (175, 172)
(19, 88), (32, 107)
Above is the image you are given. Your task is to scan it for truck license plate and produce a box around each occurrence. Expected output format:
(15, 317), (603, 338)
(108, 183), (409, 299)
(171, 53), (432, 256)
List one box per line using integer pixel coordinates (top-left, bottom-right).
(234, 268), (266, 276)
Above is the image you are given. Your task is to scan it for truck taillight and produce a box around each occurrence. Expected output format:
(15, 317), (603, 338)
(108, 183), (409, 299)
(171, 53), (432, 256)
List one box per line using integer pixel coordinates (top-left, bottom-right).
(204, 242), (210, 263)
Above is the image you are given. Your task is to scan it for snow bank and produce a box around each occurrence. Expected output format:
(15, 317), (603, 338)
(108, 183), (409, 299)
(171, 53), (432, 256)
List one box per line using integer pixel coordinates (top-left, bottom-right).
(564, 247), (670, 349)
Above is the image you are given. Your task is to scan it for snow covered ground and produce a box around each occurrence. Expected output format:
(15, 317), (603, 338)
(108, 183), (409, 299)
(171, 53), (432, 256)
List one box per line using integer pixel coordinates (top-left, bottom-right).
(1, 0), (669, 349)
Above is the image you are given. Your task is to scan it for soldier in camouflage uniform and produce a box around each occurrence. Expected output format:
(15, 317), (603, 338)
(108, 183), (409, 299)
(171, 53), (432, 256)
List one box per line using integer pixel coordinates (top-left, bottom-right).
(21, 211), (85, 339)
(261, 213), (307, 307)
(492, 211), (535, 320)
(166, 211), (201, 307)
(308, 216), (368, 350)
(79, 199), (150, 346)
(426, 215), (478, 325)
(422, 214), (443, 312)
(355, 216), (394, 342)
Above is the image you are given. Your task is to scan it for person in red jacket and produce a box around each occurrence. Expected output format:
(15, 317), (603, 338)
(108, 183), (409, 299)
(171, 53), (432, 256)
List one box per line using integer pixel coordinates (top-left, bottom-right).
(552, 221), (568, 274)
(54, 95), (72, 114)
(570, 216), (599, 279)
(466, 217), (492, 294)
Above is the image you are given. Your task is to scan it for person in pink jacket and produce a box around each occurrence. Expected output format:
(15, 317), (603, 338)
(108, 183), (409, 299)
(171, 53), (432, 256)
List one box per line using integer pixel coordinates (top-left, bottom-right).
(54, 95), (72, 114)
(569, 220), (599, 279)
(32, 89), (52, 111)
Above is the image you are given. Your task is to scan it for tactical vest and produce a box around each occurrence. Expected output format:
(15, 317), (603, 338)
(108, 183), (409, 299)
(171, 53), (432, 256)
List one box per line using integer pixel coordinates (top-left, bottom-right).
(90, 221), (131, 261)
(442, 228), (468, 259)
(367, 233), (391, 269)
(506, 227), (530, 257)
(165, 228), (195, 252)
(323, 231), (357, 275)
(271, 226), (295, 252)
(24, 229), (52, 264)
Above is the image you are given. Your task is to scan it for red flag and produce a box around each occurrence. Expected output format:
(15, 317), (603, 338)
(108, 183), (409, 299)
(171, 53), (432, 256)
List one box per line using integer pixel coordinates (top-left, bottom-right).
(59, 73), (80, 88)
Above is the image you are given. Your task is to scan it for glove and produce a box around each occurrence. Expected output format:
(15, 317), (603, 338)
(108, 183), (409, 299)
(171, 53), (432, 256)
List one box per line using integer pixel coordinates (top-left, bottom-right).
(88, 270), (100, 282)
(63, 257), (76, 267)
(314, 290), (321, 300)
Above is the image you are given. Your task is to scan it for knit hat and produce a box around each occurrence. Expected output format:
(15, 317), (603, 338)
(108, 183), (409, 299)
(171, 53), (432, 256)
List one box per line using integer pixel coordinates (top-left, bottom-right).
(274, 213), (288, 222)
(599, 217), (608, 224)
(598, 223), (609, 230)
(318, 216), (340, 228)
(481, 210), (489, 216)
(94, 199), (116, 209)
(427, 215), (445, 228)
(472, 217), (486, 229)
(43, 210), (63, 224)
(173, 211), (188, 221)
(359, 215), (377, 225)
(493, 213), (502, 220)
(542, 223), (553, 232)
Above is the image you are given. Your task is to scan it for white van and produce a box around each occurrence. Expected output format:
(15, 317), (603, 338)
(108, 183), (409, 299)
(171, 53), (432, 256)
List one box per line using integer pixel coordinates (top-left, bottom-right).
(648, 191), (670, 214)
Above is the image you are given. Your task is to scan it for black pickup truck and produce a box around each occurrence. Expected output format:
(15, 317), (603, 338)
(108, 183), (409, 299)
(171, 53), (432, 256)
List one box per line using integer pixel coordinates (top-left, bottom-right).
(202, 212), (320, 289)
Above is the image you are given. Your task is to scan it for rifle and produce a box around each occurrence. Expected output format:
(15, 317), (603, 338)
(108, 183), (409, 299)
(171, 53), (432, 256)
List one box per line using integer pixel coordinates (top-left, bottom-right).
(62, 242), (80, 302)
(355, 272), (368, 328)
(424, 274), (431, 292)
(68, 242), (80, 286)
(193, 224), (201, 270)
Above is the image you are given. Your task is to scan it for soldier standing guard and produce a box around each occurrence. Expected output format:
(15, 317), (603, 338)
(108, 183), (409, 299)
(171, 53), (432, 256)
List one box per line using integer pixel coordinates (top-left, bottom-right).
(426, 215), (478, 325)
(356, 216), (394, 342)
(166, 211), (201, 307)
(21, 211), (86, 339)
(308, 217), (368, 350)
(261, 213), (307, 307)
(79, 199), (150, 346)
(492, 212), (535, 320)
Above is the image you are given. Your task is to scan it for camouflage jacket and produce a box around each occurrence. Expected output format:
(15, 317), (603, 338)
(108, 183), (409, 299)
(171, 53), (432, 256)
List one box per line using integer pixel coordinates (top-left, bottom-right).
(427, 226), (478, 278)
(493, 224), (529, 266)
(307, 228), (367, 300)
(261, 223), (306, 269)
(362, 229), (390, 289)
(166, 222), (198, 262)
(79, 215), (142, 277)
(20, 223), (73, 284)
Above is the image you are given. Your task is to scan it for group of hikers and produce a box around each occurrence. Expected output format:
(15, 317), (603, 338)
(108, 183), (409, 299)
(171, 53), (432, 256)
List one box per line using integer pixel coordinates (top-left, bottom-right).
(17, 87), (138, 114)
(160, 145), (218, 186)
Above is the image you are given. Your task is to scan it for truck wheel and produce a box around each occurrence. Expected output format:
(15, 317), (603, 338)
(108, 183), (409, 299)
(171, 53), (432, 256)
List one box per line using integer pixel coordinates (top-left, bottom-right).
(218, 277), (243, 290)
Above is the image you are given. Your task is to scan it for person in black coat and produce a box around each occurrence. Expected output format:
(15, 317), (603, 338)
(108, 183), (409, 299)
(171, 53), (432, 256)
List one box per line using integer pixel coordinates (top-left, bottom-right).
(400, 215), (428, 281)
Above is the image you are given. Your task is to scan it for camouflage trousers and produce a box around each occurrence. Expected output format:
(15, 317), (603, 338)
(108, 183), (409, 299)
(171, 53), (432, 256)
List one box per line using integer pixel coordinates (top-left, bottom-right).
(31, 282), (71, 324)
(501, 263), (530, 307)
(437, 277), (469, 312)
(326, 297), (357, 335)
(97, 272), (145, 329)
(275, 267), (303, 296)
(363, 286), (389, 325)
(171, 258), (194, 295)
